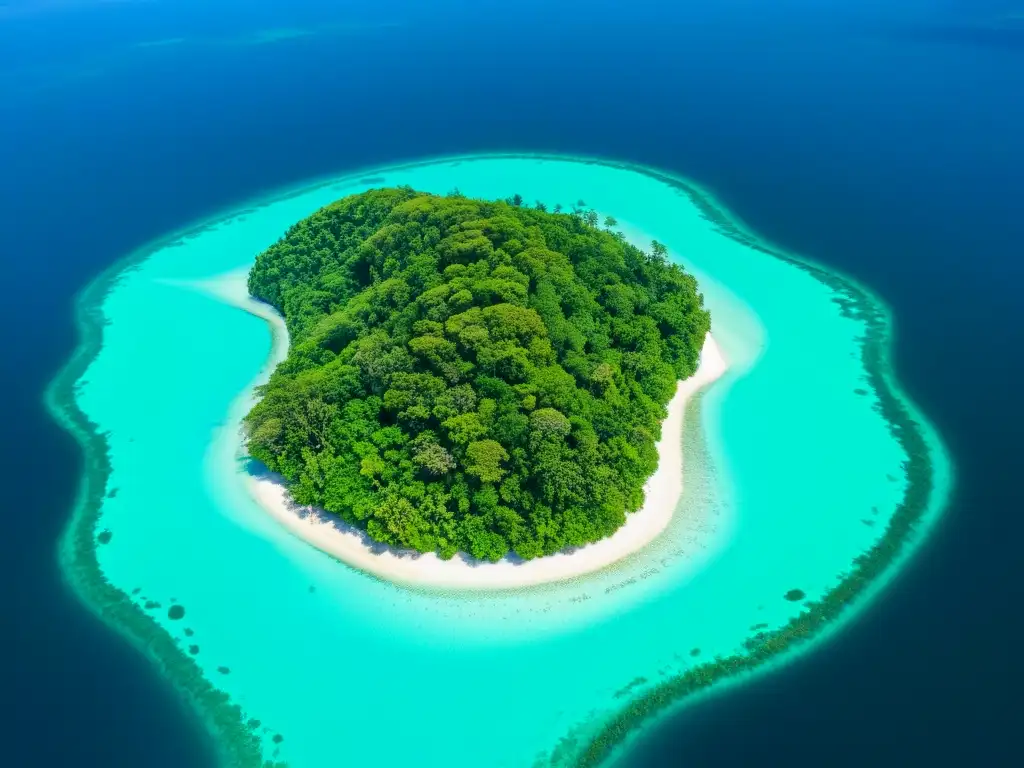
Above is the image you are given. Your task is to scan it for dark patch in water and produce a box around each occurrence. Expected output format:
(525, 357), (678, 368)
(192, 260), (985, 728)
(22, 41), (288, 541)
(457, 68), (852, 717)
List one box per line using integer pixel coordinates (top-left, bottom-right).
(96, 530), (112, 544)
(613, 676), (649, 699)
(217, 666), (231, 675)
(106, 487), (119, 499)
(784, 589), (806, 602)
(143, 600), (161, 610)
(167, 605), (185, 620)
(880, 17), (1024, 54)
(188, 645), (199, 655)
(689, 648), (701, 657)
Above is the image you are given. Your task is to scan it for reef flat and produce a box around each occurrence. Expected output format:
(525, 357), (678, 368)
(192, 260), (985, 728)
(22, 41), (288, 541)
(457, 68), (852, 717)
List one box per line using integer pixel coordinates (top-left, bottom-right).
(48, 154), (952, 768)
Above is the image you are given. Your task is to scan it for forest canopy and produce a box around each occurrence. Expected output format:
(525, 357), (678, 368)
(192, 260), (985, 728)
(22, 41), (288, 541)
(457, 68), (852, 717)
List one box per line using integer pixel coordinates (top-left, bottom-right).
(245, 188), (710, 561)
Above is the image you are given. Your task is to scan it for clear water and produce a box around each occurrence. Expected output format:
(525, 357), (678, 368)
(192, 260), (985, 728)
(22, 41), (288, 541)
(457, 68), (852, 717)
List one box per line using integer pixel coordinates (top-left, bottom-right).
(72, 155), (951, 767)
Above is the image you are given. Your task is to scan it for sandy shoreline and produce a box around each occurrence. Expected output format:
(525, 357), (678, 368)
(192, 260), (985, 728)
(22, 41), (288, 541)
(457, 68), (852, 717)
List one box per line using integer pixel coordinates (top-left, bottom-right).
(194, 268), (728, 590)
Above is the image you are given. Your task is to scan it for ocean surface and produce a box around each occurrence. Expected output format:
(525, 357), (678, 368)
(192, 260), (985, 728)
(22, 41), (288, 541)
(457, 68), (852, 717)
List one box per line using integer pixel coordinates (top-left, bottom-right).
(1, 1), (1022, 767)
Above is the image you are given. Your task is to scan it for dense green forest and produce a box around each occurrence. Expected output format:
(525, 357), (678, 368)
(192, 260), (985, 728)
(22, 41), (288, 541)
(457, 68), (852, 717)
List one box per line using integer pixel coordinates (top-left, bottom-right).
(245, 188), (710, 561)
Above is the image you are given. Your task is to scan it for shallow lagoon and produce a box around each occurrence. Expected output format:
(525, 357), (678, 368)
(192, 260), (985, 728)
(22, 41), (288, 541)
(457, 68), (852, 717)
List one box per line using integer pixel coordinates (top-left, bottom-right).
(57, 155), (951, 767)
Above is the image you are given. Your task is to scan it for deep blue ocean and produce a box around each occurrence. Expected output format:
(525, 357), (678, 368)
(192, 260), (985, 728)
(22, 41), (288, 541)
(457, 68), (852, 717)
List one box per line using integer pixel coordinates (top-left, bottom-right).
(1, 1), (1022, 766)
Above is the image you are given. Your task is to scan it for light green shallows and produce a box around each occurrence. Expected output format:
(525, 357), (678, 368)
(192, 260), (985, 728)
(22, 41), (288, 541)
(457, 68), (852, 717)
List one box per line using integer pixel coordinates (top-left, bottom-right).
(50, 155), (952, 768)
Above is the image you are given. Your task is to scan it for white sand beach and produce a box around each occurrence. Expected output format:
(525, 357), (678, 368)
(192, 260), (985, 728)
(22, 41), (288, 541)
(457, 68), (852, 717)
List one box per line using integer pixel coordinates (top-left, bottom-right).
(196, 268), (728, 590)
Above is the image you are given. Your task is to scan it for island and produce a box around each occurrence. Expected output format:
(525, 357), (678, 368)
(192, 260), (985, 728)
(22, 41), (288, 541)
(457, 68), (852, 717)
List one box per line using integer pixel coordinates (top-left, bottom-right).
(243, 188), (712, 566)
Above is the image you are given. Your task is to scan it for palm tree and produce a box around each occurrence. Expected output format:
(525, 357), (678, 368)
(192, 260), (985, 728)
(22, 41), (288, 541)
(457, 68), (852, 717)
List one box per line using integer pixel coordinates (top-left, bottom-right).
(553, 203), (563, 213)
(584, 210), (599, 227)
(535, 201), (547, 212)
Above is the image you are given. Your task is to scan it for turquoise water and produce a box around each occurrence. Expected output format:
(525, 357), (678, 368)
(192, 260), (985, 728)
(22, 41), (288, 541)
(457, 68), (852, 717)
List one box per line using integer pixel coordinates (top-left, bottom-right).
(68, 155), (950, 767)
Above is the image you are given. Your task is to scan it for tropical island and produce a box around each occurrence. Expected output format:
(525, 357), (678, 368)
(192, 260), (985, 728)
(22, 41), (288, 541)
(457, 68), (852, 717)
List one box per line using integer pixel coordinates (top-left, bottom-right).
(243, 188), (712, 564)
(56, 154), (949, 768)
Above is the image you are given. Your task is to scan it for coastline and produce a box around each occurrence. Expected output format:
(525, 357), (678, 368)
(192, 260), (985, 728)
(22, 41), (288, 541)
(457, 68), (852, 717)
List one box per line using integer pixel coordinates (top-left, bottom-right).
(196, 269), (729, 591)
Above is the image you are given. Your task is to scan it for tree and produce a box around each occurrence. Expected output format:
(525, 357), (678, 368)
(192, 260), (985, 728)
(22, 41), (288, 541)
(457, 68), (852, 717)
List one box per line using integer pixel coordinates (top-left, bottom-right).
(464, 440), (510, 483)
(604, 215), (618, 229)
(651, 240), (669, 260)
(412, 440), (455, 475)
(584, 210), (599, 228)
(511, 193), (524, 207)
(530, 407), (571, 436)
(535, 201), (548, 212)
(553, 203), (563, 213)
